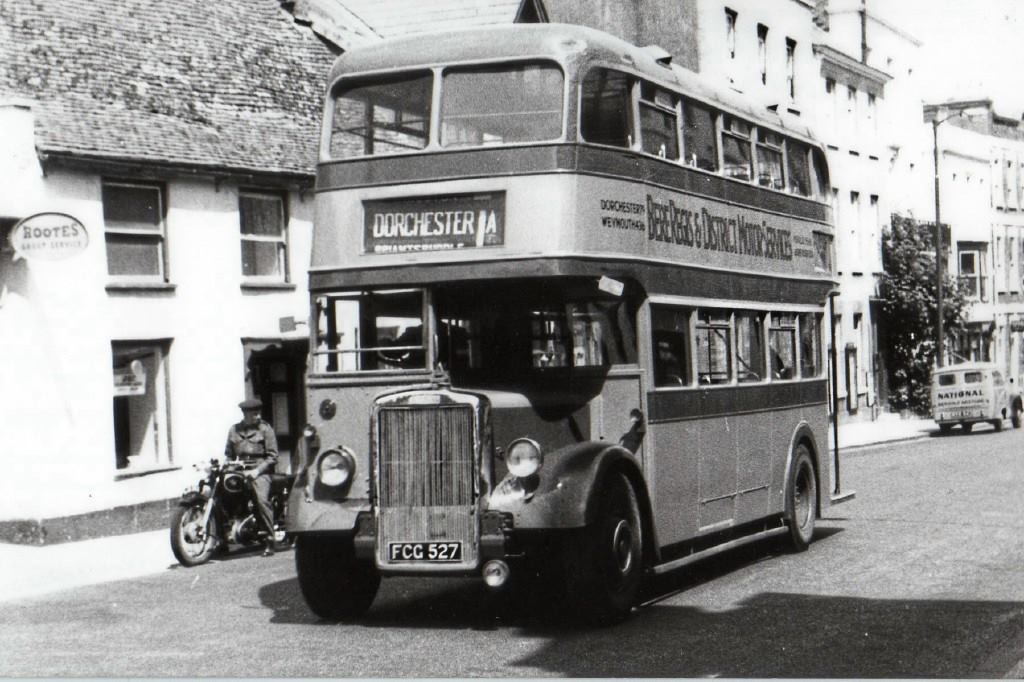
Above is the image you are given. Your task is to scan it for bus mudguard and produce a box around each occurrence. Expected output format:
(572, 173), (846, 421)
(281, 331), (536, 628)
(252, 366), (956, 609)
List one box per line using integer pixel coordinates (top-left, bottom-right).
(784, 421), (823, 513)
(286, 484), (366, 533)
(487, 440), (653, 532)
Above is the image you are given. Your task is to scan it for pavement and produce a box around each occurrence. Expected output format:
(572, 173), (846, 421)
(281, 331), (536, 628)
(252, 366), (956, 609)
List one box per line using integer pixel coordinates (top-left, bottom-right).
(0, 413), (938, 604)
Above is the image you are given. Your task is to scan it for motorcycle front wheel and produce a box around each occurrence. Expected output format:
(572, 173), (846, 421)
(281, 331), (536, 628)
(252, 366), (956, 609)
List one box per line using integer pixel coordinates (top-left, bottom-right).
(170, 503), (218, 566)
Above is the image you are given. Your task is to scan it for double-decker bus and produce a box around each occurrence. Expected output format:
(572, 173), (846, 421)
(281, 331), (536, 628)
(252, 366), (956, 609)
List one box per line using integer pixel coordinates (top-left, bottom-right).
(289, 23), (845, 625)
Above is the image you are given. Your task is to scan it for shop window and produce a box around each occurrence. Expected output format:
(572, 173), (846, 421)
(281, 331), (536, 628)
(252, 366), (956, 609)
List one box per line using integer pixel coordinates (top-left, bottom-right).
(240, 191), (288, 280)
(103, 181), (167, 280)
(112, 341), (171, 473)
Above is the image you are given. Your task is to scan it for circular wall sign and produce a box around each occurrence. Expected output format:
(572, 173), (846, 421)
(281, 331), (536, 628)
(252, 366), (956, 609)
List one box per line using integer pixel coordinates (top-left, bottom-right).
(9, 212), (89, 261)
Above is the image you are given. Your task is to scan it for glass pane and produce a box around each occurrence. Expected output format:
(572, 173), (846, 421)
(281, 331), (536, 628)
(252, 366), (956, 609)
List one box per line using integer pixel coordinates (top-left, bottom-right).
(937, 374), (957, 386)
(330, 73), (431, 158)
(736, 312), (765, 382)
(652, 307), (691, 387)
(722, 134), (752, 180)
(581, 68), (631, 148)
(103, 184), (162, 231)
(683, 101), (717, 171)
(314, 290), (425, 372)
(106, 234), (162, 276)
(640, 104), (678, 159)
(769, 323), (796, 380)
(786, 140), (812, 196)
(240, 195), (284, 237)
(442, 63), (563, 147)
(964, 372), (983, 384)
(696, 311), (731, 384)
(241, 240), (284, 277)
(756, 144), (784, 189)
(799, 313), (821, 377)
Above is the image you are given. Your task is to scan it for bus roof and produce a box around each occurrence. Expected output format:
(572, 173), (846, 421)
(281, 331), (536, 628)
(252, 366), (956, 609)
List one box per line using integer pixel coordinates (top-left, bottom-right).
(326, 23), (819, 146)
(932, 361), (998, 374)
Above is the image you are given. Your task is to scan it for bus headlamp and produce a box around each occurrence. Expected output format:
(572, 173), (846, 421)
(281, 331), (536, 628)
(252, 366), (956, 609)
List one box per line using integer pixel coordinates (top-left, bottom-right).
(319, 448), (356, 487)
(506, 438), (543, 478)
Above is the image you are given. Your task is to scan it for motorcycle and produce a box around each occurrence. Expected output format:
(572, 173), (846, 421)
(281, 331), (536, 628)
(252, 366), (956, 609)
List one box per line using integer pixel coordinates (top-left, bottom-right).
(170, 458), (294, 567)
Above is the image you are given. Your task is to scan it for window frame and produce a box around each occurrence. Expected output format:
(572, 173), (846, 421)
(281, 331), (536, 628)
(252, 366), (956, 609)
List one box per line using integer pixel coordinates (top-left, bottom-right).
(102, 179), (168, 282)
(638, 81), (680, 160)
(720, 115), (753, 181)
(239, 189), (290, 283)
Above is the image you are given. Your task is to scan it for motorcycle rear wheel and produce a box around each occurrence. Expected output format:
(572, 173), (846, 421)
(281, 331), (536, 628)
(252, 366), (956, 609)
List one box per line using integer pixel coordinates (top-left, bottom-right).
(170, 504), (217, 567)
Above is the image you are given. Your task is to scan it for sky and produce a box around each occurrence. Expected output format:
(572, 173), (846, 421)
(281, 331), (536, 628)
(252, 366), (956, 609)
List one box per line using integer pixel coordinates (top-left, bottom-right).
(879, 0), (1024, 117)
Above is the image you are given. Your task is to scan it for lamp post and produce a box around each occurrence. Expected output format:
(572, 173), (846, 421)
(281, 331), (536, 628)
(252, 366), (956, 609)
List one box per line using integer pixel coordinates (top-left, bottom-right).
(929, 107), (964, 368)
(932, 117), (945, 367)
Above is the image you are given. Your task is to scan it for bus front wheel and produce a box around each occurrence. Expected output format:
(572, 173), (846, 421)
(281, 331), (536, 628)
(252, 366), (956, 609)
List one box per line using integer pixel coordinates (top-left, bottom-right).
(295, 534), (380, 620)
(784, 445), (817, 552)
(562, 472), (644, 625)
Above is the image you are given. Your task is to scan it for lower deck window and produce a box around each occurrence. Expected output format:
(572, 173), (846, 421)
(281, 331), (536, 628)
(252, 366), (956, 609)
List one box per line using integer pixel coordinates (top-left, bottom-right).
(696, 310), (732, 384)
(770, 313), (797, 379)
(313, 289), (426, 372)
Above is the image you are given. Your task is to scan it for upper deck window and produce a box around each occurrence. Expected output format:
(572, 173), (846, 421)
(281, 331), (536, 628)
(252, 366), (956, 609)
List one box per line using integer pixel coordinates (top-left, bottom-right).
(441, 62), (563, 148)
(329, 73), (432, 159)
(683, 100), (718, 171)
(786, 139), (812, 197)
(639, 82), (679, 159)
(755, 130), (785, 190)
(721, 115), (753, 181)
(581, 68), (631, 148)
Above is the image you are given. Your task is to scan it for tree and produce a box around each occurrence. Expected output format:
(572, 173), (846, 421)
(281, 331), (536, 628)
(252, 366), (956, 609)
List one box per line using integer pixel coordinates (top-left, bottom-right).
(879, 214), (969, 414)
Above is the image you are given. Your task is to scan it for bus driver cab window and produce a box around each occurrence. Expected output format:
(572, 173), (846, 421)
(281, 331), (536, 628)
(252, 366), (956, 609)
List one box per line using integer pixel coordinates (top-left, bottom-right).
(652, 307), (691, 387)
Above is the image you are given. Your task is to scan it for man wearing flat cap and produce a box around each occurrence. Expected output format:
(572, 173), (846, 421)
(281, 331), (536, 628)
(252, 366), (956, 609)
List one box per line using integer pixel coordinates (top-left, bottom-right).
(224, 397), (279, 556)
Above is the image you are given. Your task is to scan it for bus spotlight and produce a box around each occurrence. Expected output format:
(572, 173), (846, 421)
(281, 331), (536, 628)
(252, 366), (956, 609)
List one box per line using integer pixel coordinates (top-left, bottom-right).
(482, 559), (511, 588)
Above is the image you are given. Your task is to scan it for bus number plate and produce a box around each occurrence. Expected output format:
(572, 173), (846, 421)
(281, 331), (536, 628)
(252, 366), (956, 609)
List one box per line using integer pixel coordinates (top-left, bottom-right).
(388, 542), (462, 562)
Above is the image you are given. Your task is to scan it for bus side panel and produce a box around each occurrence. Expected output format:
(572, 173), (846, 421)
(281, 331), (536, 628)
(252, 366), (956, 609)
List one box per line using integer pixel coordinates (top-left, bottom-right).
(648, 416), (701, 546)
(735, 408), (773, 522)
(697, 415), (737, 530)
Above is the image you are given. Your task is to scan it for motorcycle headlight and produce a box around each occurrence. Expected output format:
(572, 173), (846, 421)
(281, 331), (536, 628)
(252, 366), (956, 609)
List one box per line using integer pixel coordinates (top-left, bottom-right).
(223, 473), (247, 493)
(319, 447), (356, 487)
(506, 438), (543, 478)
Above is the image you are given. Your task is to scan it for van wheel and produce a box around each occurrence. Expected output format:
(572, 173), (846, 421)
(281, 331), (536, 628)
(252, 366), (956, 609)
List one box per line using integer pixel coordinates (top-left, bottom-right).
(992, 419), (1004, 432)
(961, 422), (974, 433)
(1012, 406), (1022, 429)
(785, 444), (817, 552)
(938, 423), (954, 435)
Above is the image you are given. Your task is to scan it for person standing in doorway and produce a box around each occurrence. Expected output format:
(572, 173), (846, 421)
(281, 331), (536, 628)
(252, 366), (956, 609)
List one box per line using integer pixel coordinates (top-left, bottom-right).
(224, 398), (279, 556)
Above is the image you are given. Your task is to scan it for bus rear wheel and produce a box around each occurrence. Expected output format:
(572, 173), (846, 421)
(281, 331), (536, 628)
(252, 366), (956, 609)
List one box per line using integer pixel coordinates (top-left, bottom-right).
(784, 445), (817, 552)
(562, 472), (644, 625)
(295, 533), (380, 620)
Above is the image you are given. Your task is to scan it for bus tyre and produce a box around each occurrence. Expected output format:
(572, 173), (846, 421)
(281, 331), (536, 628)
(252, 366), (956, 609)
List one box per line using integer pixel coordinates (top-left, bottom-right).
(784, 445), (817, 552)
(295, 534), (380, 620)
(563, 472), (643, 626)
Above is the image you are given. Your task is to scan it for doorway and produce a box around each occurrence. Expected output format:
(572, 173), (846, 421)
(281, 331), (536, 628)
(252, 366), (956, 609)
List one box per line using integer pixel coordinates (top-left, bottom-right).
(243, 339), (308, 474)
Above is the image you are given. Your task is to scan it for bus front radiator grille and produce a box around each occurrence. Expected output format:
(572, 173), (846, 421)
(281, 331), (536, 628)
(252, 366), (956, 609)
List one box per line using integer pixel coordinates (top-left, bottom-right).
(376, 405), (477, 566)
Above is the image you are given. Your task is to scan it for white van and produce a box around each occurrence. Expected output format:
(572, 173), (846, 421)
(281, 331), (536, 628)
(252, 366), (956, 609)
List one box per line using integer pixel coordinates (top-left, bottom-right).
(931, 362), (1022, 434)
